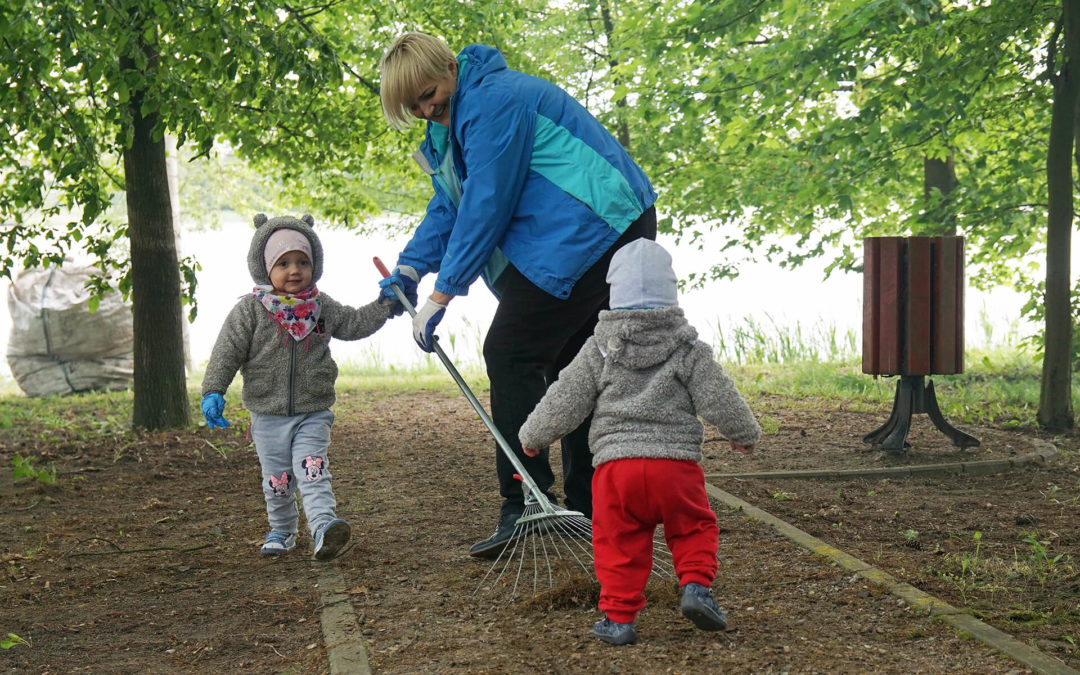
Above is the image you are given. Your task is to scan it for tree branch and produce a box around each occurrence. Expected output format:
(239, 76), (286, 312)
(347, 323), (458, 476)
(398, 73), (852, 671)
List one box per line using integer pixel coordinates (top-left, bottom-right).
(280, 1), (380, 96)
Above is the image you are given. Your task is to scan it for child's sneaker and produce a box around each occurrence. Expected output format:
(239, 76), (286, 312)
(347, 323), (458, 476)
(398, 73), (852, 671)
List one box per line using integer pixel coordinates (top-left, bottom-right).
(313, 518), (351, 561)
(680, 582), (728, 631)
(261, 530), (297, 556)
(592, 615), (637, 645)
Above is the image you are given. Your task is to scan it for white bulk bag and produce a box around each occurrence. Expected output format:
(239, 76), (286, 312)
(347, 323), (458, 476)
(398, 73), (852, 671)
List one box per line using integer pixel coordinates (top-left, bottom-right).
(6, 265), (134, 396)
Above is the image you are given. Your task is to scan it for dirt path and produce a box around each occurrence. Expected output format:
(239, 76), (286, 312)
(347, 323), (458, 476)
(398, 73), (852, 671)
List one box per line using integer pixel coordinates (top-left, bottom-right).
(2, 386), (1078, 673)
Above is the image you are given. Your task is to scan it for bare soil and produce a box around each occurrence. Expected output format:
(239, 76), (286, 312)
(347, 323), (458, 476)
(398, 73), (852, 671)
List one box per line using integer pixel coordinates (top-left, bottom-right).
(2, 385), (1079, 674)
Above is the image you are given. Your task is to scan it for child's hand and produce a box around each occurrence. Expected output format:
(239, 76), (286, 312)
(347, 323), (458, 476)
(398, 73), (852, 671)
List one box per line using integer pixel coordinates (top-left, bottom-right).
(522, 446), (540, 458)
(201, 393), (231, 429)
(730, 441), (753, 455)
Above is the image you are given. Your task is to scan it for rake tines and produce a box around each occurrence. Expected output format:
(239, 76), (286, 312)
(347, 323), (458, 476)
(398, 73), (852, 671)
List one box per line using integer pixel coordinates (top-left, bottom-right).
(472, 491), (677, 604)
(472, 497), (594, 603)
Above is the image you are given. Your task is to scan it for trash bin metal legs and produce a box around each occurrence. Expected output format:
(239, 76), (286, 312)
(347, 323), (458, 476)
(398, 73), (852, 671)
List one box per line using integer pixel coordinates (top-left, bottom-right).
(863, 375), (980, 452)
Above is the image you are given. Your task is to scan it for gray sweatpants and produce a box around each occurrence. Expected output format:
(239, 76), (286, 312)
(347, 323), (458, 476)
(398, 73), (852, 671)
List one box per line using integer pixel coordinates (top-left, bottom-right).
(249, 409), (338, 537)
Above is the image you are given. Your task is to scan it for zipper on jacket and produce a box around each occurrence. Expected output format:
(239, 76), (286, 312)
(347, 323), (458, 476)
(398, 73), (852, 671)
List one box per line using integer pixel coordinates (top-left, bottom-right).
(287, 339), (296, 416)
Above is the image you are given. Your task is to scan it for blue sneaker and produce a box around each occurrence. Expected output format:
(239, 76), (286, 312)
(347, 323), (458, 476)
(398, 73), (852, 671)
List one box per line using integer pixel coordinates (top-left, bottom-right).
(261, 530), (296, 556)
(680, 582), (728, 631)
(313, 518), (351, 561)
(592, 616), (637, 645)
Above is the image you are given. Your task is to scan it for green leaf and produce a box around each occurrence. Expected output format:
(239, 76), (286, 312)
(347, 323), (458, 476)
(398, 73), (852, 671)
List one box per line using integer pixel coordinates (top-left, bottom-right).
(56, 160), (87, 181)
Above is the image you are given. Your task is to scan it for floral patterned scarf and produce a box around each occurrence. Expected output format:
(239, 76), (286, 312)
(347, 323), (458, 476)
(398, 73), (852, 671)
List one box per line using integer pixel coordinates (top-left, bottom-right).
(252, 285), (321, 341)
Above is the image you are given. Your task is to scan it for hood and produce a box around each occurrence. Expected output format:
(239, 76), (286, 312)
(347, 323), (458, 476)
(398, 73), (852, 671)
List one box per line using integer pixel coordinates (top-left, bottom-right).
(593, 306), (698, 369)
(246, 213), (324, 286)
(456, 43), (507, 91)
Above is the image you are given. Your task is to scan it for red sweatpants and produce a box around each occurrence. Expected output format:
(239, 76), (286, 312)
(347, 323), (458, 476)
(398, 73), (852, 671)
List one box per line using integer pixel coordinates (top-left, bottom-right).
(592, 458), (719, 624)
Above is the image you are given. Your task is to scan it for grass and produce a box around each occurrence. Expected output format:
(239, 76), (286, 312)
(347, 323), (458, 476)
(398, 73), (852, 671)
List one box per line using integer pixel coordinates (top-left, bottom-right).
(0, 316), (1069, 441)
(930, 529), (1079, 610)
(724, 341), (1067, 430)
(712, 313), (860, 365)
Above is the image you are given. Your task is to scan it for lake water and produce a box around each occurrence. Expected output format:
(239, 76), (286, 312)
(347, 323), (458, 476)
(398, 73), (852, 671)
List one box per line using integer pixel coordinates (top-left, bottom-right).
(0, 216), (1034, 383)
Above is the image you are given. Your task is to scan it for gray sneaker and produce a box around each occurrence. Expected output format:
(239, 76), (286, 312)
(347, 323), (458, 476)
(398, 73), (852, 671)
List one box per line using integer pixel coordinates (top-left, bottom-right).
(592, 616), (637, 645)
(680, 582), (728, 631)
(260, 530), (296, 556)
(313, 519), (351, 561)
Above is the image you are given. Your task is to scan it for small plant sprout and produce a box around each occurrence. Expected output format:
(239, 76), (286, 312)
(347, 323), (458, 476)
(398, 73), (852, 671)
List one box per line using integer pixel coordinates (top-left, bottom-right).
(960, 531), (983, 579)
(772, 491), (793, 500)
(1, 633), (30, 649)
(203, 439), (229, 460)
(758, 416), (780, 434)
(931, 531), (994, 604)
(902, 529), (919, 541)
(1018, 530), (1067, 583)
(10, 455), (57, 485)
(1043, 483), (1079, 505)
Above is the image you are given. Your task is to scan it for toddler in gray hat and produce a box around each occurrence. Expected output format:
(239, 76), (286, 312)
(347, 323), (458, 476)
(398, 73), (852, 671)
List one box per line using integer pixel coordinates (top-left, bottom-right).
(520, 238), (762, 645)
(201, 213), (405, 561)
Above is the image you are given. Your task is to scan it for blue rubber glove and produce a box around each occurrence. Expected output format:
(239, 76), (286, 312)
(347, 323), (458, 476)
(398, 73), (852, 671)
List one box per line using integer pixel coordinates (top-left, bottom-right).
(378, 265), (419, 316)
(412, 298), (446, 353)
(201, 393), (231, 429)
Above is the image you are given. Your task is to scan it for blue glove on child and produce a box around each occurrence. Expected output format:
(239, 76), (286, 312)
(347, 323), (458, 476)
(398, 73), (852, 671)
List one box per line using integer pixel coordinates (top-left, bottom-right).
(378, 265), (419, 316)
(201, 393), (231, 429)
(412, 298), (446, 353)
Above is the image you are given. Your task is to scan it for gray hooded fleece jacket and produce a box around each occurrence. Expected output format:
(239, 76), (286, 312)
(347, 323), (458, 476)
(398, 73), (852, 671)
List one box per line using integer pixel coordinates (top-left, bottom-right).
(201, 214), (392, 416)
(519, 306), (761, 467)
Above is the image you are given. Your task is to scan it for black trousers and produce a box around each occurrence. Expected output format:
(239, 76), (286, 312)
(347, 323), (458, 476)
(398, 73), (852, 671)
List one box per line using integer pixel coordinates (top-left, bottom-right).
(482, 207), (657, 520)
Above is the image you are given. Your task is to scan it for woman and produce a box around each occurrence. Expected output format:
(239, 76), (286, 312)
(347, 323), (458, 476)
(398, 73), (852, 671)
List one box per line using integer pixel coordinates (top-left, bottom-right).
(377, 32), (657, 559)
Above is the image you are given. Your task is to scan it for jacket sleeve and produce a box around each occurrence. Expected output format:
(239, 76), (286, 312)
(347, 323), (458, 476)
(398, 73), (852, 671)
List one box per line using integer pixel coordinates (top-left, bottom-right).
(434, 88), (534, 297)
(397, 188), (456, 277)
(684, 342), (762, 447)
(201, 299), (256, 397)
(322, 294), (392, 342)
(519, 340), (601, 450)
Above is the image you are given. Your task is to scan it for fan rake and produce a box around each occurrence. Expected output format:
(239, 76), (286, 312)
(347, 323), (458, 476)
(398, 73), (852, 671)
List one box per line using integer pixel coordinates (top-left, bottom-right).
(374, 257), (674, 603)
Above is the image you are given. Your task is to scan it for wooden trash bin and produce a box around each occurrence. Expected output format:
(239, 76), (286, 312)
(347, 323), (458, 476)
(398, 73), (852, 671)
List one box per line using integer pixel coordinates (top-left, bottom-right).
(862, 236), (979, 451)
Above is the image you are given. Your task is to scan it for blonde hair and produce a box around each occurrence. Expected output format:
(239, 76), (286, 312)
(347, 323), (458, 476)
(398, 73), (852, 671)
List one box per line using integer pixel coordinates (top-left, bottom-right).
(379, 32), (457, 131)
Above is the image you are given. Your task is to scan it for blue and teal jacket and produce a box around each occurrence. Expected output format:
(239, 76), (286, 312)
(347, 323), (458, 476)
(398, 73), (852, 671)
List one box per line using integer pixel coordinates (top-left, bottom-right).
(396, 44), (657, 300)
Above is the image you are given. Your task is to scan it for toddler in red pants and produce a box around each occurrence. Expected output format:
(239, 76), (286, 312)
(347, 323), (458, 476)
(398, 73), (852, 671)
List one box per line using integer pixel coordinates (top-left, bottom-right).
(519, 239), (762, 645)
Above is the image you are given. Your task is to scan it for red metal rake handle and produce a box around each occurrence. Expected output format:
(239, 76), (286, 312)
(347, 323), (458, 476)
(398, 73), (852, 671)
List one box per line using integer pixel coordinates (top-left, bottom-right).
(373, 256), (418, 317)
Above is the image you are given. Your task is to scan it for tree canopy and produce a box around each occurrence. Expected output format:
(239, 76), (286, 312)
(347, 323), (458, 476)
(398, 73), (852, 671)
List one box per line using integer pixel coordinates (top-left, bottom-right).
(2, 0), (1075, 428)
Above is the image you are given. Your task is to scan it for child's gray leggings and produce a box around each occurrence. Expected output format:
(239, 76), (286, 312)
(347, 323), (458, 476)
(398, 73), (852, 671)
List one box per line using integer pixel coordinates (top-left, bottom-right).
(249, 409), (338, 537)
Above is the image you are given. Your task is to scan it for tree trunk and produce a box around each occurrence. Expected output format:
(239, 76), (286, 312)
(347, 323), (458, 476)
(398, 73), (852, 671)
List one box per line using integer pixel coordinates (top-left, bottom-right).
(598, 0), (632, 150)
(1038, 2), (1079, 432)
(922, 152), (958, 236)
(122, 57), (190, 430)
(166, 134), (192, 373)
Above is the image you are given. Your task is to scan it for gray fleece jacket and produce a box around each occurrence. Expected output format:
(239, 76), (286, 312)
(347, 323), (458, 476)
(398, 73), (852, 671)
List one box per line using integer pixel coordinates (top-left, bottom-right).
(201, 214), (393, 416)
(518, 306), (761, 467)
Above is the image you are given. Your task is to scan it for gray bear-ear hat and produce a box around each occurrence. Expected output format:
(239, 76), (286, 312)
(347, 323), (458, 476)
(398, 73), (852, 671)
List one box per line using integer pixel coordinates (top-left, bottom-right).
(246, 213), (323, 286)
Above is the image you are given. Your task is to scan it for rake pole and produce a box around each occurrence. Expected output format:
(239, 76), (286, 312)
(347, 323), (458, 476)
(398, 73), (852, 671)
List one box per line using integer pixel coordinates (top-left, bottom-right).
(373, 258), (556, 510)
